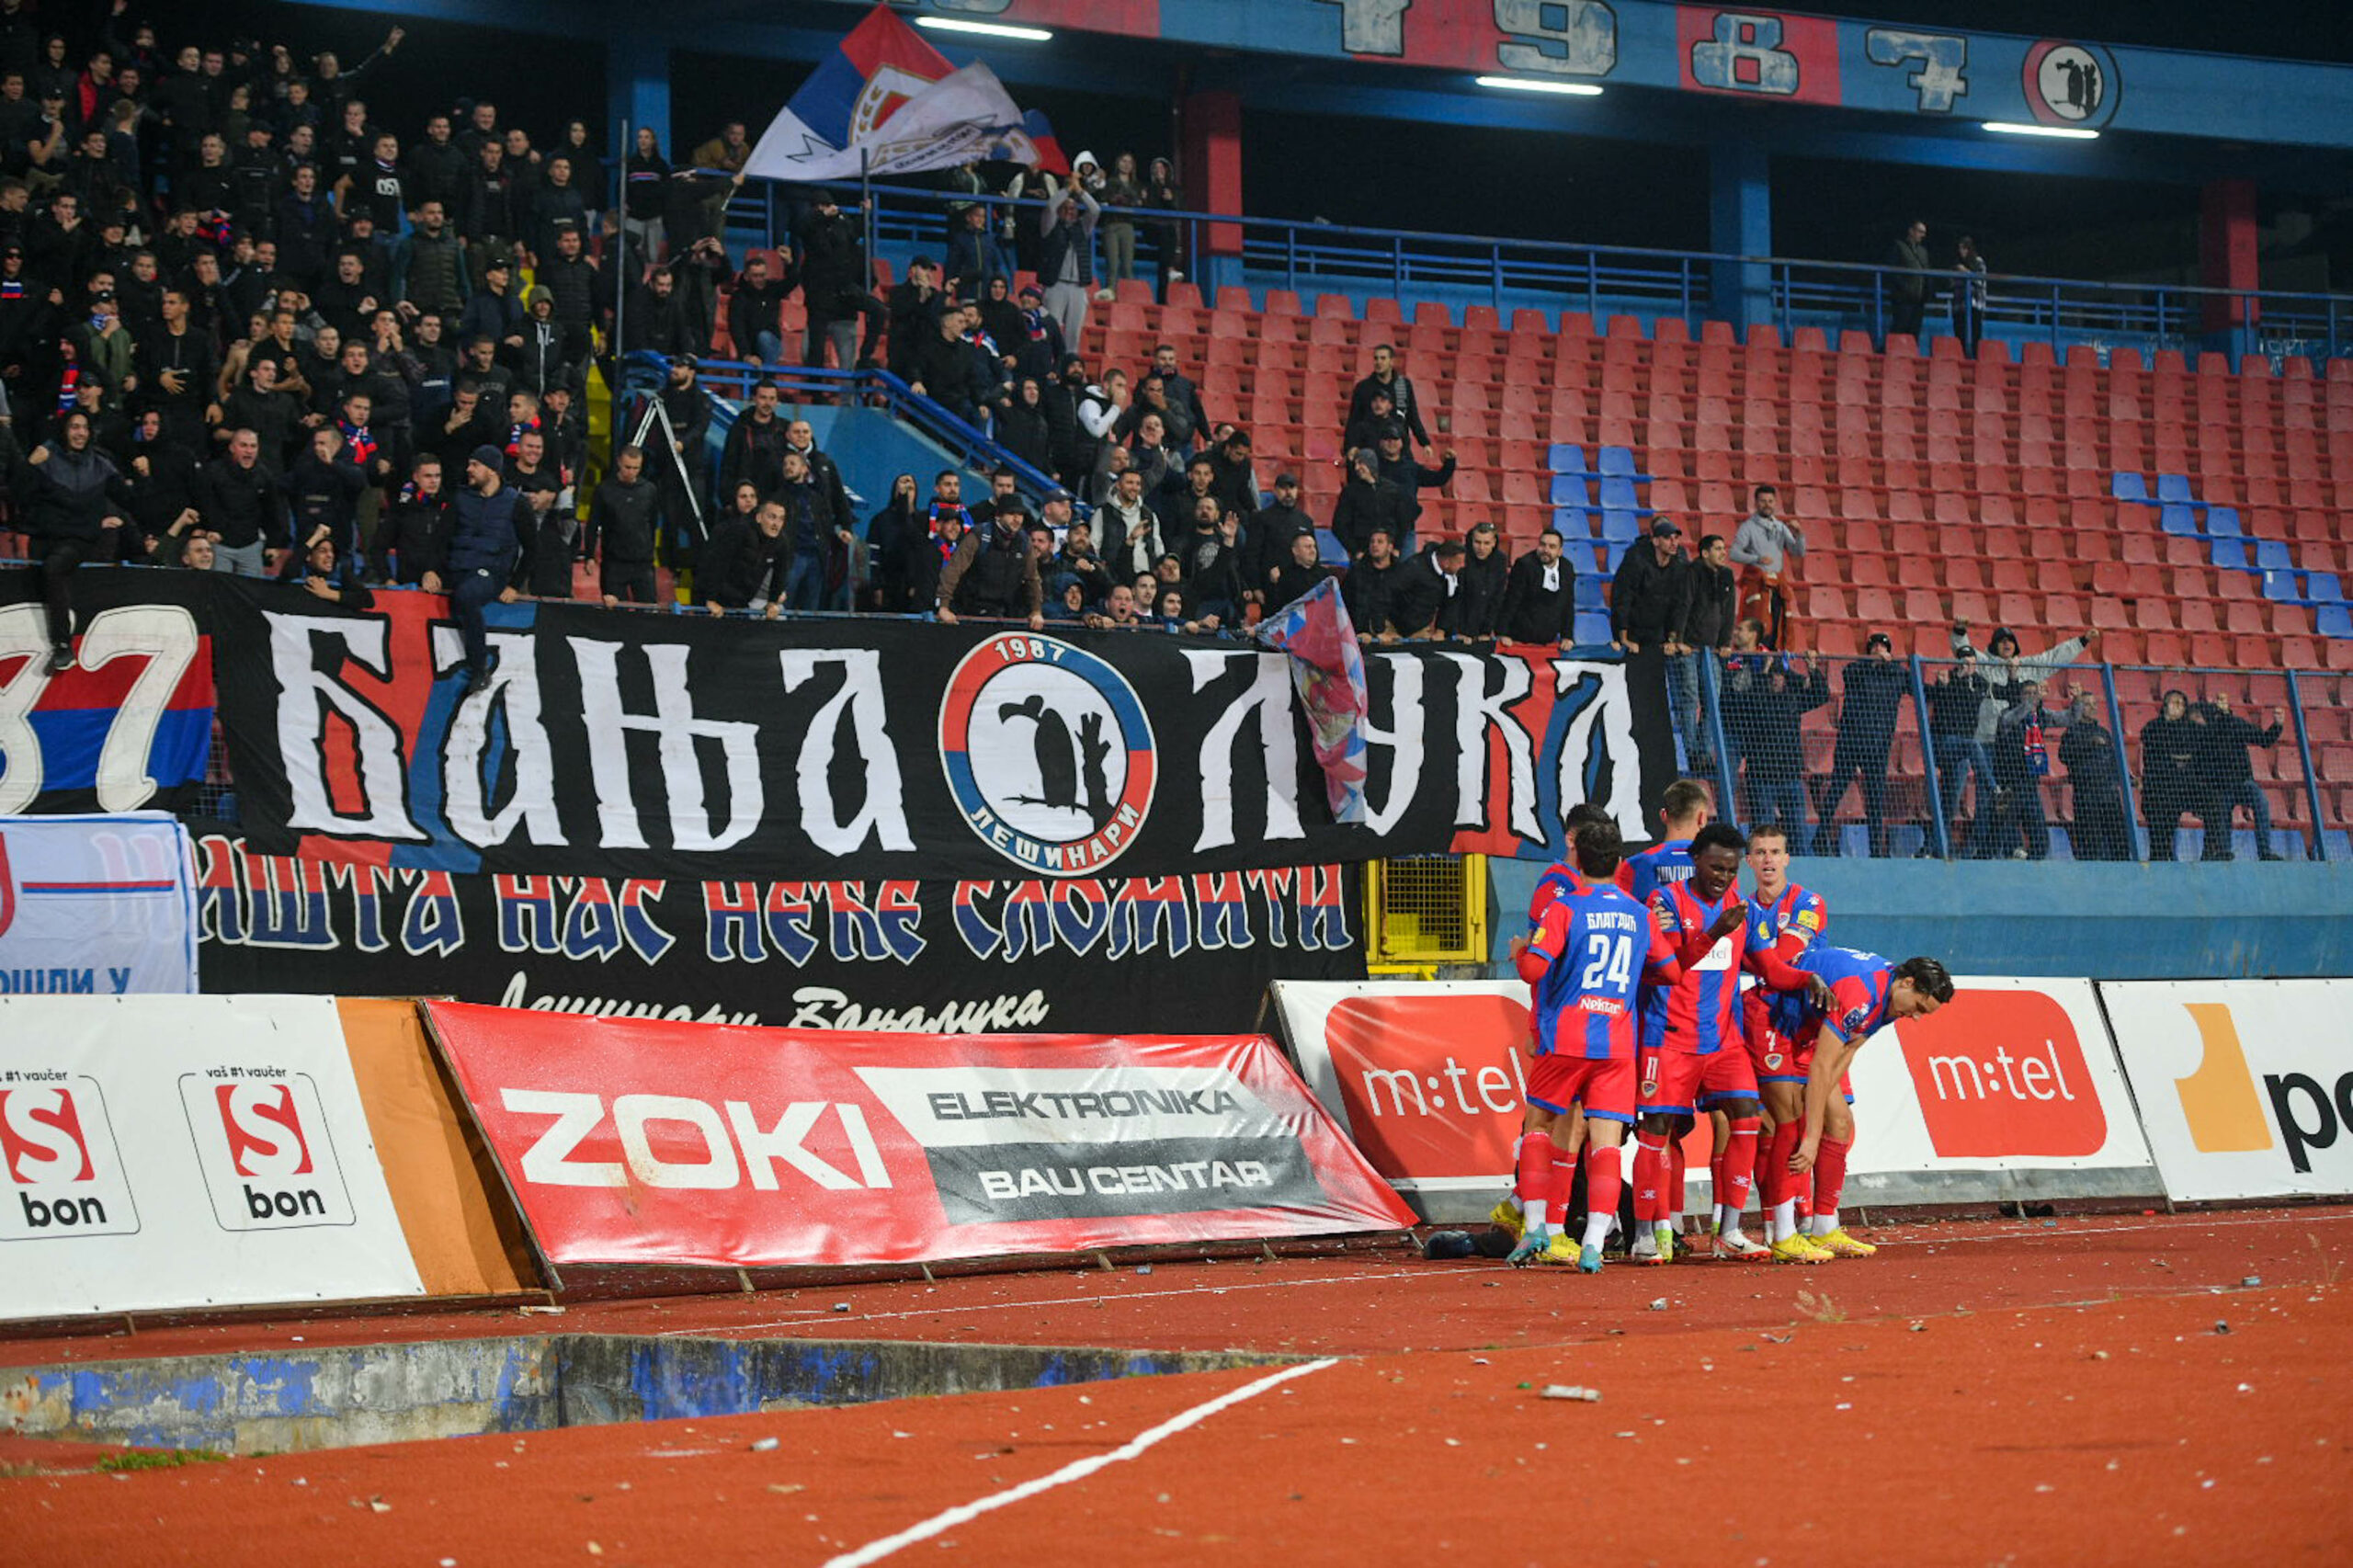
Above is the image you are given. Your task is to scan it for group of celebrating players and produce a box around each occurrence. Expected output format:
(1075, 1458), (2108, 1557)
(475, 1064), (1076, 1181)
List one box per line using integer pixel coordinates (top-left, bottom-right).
(1498, 778), (1957, 1271)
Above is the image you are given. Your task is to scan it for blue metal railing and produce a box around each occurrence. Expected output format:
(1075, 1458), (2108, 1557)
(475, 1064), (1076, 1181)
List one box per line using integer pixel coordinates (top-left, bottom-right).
(617, 350), (1074, 518)
(723, 176), (2350, 364)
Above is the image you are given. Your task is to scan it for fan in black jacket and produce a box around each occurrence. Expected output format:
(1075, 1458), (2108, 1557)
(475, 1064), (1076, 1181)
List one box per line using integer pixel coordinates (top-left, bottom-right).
(1451, 526), (1508, 640)
(1497, 530), (1574, 645)
(1388, 540), (1465, 640)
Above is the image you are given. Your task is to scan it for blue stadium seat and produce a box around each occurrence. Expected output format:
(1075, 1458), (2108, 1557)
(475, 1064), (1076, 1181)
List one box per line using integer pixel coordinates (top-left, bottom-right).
(2261, 570), (2307, 604)
(1598, 475), (1648, 513)
(1574, 609), (1613, 644)
(1552, 506), (1597, 538)
(2155, 473), (2195, 504)
(2211, 538), (2252, 573)
(1597, 510), (1643, 544)
(1597, 539), (1632, 573)
(1574, 575), (1607, 611)
(2303, 572), (2346, 604)
(1597, 448), (1652, 482)
(2253, 539), (2293, 572)
(1548, 443), (1592, 475)
(2315, 604), (2353, 639)
(2203, 506), (2241, 536)
(2111, 472), (2149, 503)
(1314, 528), (1348, 564)
(1549, 473), (1591, 507)
(2160, 504), (2201, 537)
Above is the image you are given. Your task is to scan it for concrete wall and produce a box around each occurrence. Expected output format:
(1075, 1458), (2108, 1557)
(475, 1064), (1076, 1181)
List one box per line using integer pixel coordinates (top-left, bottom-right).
(1487, 858), (2353, 978)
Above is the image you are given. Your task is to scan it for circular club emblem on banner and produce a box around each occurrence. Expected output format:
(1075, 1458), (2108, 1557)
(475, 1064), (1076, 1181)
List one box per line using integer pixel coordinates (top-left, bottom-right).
(2021, 40), (2117, 127)
(939, 635), (1157, 875)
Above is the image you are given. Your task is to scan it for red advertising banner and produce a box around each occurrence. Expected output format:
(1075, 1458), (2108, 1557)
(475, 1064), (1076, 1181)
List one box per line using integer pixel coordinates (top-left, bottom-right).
(421, 1002), (1413, 1268)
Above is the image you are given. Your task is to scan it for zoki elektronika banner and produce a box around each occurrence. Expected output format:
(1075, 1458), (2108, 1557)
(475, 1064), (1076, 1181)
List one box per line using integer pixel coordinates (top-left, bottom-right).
(422, 1000), (1415, 1270)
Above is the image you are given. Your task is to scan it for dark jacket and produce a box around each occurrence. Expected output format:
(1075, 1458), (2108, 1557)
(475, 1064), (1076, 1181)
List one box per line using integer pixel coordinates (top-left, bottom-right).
(1347, 370), (1430, 447)
(1249, 499), (1316, 587)
(2196, 707), (2281, 787)
(382, 483), (452, 584)
(2140, 711), (2203, 805)
(192, 456), (286, 550)
(1835, 658), (1911, 756)
(2058, 714), (2125, 799)
(26, 444), (133, 544)
(1741, 665), (1830, 783)
(1498, 551), (1574, 644)
(720, 412), (790, 500)
(1926, 665), (1992, 740)
(699, 517), (790, 608)
(1609, 543), (1686, 645)
(936, 517), (1043, 619)
(795, 208), (870, 313)
(1330, 473), (1408, 561)
(587, 475), (661, 565)
(447, 483), (531, 579)
(1268, 558), (1334, 612)
(1387, 551), (1458, 638)
(1452, 546), (1508, 639)
(1342, 554), (1410, 635)
(1678, 559), (1737, 650)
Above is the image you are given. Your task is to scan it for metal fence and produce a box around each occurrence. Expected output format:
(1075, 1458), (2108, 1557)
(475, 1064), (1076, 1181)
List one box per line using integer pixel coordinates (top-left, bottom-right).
(1684, 649), (2347, 861)
(728, 176), (2353, 365)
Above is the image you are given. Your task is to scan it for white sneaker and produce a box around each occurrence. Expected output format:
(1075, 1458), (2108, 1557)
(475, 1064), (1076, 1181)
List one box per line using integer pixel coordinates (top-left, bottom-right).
(1095, 288), (1115, 302)
(1715, 1232), (1771, 1263)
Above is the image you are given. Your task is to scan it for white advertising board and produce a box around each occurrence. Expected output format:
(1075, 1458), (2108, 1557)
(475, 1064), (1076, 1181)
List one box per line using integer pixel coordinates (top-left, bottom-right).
(0, 994), (424, 1318)
(2097, 979), (2353, 1202)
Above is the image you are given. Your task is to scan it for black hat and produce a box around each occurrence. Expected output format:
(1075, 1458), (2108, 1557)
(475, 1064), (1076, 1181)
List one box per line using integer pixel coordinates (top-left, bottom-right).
(1650, 518), (1682, 538)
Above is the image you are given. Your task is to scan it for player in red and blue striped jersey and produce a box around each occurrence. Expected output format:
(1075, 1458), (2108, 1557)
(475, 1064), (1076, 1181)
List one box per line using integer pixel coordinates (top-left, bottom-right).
(1768, 947), (1956, 1261)
(1507, 819), (1677, 1271)
(1623, 777), (1715, 907)
(1495, 804), (1638, 1244)
(1734, 825), (1835, 1254)
(1616, 778), (1715, 1249)
(1632, 822), (1835, 1264)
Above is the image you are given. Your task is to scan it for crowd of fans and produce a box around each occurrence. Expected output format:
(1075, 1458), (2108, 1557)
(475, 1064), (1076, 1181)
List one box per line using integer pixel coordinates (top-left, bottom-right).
(0, 11), (2320, 858)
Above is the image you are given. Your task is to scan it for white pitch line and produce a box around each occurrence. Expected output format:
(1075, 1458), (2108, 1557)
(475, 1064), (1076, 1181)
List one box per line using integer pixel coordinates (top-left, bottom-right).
(1868, 1208), (2353, 1249)
(657, 1265), (1483, 1338)
(819, 1358), (1341, 1568)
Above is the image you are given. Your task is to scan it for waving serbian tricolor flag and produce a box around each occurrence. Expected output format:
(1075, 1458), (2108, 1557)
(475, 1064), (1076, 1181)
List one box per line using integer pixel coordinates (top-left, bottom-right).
(1254, 576), (1371, 825)
(746, 4), (1039, 182)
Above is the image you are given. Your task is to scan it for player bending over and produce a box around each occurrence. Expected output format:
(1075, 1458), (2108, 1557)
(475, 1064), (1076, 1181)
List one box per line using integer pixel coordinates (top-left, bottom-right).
(1507, 819), (1674, 1271)
(1772, 949), (1956, 1261)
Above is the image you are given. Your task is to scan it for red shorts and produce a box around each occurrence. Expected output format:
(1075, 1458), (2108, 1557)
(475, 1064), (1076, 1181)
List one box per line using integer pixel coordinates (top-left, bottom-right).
(1756, 1017), (1860, 1103)
(1637, 1047), (1758, 1117)
(1749, 1017), (1806, 1084)
(1527, 1053), (1636, 1124)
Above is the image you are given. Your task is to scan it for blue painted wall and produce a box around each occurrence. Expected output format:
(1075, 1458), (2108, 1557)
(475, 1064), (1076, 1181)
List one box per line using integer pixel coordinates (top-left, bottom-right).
(1488, 858), (2353, 979)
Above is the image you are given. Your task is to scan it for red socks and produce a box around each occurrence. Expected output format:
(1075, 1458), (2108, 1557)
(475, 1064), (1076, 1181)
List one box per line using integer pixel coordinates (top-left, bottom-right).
(1814, 1137), (1852, 1221)
(1583, 1143), (1622, 1233)
(1632, 1132), (1669, 1224)
(1762, 1121), (1802, 1209)
(1668, 1137), (1688, 1218)
(1718, 1117), (1761, 1216)
(1514, 1131), (1552, 1208)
